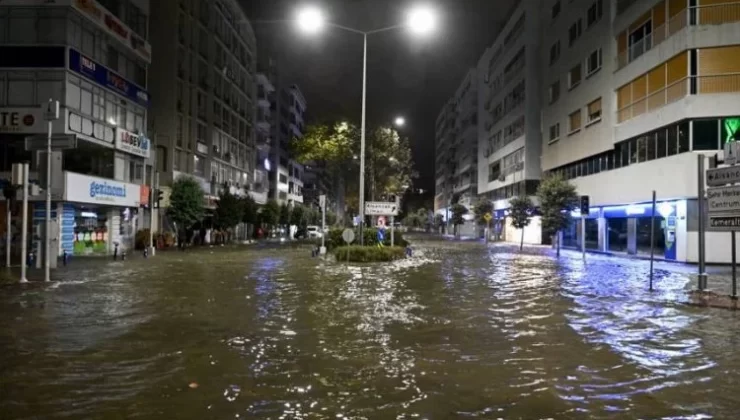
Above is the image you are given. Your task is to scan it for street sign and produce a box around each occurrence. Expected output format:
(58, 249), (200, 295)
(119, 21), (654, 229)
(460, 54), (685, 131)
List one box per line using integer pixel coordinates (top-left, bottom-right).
(365, 201), (398, 216)
(319, 194), (326, 208)
(483, 212), (492, 223)
(580, 195), (590, 214)
(725, 141), (739, 166)
(707, 166), (740, 187)
(43, 100), (60, 121)
(342, 228), (355, 244)
(707, 185), (740, 213)
(709, 215), (740, 231)
(24, 134), (77, 151)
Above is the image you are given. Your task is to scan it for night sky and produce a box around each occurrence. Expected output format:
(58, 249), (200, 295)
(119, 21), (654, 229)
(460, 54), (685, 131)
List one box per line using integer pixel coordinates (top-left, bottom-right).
(242, 0), (513, 190)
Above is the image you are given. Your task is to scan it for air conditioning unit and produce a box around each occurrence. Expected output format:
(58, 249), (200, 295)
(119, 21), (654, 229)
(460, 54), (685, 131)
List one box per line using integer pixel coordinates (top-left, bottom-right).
(498, 175), (506, 182)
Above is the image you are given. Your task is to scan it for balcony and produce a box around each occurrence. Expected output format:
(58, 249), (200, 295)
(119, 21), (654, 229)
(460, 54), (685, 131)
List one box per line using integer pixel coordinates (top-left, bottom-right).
(615, 3), (740, 71)
(617, 74), (740, 124)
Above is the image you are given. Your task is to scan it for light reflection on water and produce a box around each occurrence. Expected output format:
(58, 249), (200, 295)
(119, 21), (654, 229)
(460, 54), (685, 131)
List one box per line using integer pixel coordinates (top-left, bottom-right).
(0, 239), (738, 419)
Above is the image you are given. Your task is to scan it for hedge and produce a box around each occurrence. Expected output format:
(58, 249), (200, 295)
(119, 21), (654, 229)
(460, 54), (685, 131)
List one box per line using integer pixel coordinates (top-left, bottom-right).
(333, 245), (407, 262)
(324, 227), (408, 250)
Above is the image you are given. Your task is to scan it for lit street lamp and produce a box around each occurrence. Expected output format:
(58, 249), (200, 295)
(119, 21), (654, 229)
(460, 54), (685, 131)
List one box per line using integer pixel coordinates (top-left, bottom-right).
(295, 4), (437, 244)
(394, 116), (406, 127)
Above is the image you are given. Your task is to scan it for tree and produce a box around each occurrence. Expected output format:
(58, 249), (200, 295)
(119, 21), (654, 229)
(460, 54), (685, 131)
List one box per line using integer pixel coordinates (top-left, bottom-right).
(168, 176), (205, 246)
(214, 183), (243, 242)
(473, 199), (493, 226)
(306, 207), (321, 225)
(509, 195), (535, 251)
(290, 205), (306, 227)
(536, 174), (579, 257)
(241, 194), (258, 239)
(450, 203), (468, 238)
(326, 210), (337, 226)
(433, 214), (445, 232)
(260, 199), (280, 231)
(279, 203), (290, 228)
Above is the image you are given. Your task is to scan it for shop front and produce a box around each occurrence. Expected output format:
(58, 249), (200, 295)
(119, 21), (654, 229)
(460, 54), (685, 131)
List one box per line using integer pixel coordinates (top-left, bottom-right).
(61, 172), (142, 256)
(566, 200), (686, 261)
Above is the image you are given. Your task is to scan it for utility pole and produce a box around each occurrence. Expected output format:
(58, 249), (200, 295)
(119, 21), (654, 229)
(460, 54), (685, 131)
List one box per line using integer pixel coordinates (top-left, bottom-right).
(43, 99), (60, 282)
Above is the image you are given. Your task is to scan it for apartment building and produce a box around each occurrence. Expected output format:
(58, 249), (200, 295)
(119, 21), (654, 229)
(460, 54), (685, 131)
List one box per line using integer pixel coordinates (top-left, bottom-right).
(434, 69), (478, 224)
(148, 0), (256, 209)
(0, 0), (152, 257)
(541, 0), (740, 263)
(476, 0), (544, 243)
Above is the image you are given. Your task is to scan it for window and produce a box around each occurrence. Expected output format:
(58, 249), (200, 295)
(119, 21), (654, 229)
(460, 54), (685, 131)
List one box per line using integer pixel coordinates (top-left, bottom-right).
(587, 0), (603, 27)
(107, 47), (119, 72)
(549, 123), (560, 143)
(569, 109), (582, 133)
(693, 119), (719, 150)
(628, 20), (652, 61)
(568, 19), (582, 46)
(549, 80), (560, 104)
(552, 0), (561, 19)
(587, 48), (602, 75)
(587, 97), (602, 124)
(549, 41), (560, 65)
(194, 155), (205, 176)
(568, 63), (582, 89)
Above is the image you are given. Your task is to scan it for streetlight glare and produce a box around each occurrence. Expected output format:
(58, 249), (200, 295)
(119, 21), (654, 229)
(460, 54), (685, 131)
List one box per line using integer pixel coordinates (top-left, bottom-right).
(407, 5), (437, 35)
(296, 5), (325, 34)
(395, 117), (406, 127)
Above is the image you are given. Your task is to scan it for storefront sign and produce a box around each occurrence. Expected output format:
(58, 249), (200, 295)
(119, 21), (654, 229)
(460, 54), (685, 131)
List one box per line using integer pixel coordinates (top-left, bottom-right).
(0, 108), (40, 133)
(64, 172), (141, 207)
(139, 185), (150, 208)
(69, 49), (149, 107)
(70, 0), (152, 63)
(115, 128), (150, 158)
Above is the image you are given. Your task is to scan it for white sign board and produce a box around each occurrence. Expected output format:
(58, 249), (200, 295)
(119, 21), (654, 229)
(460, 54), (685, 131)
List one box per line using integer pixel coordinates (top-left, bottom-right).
(115, 128), (151, 158)
(724, 141), (739, 166)
(706, 166), (740, 187)
(1, 108), (48, 134)
(342, 228), (355, 244)
(64, 172), (141, 207)
(365, 201), (398, 216)
(707, 185), (740, 214)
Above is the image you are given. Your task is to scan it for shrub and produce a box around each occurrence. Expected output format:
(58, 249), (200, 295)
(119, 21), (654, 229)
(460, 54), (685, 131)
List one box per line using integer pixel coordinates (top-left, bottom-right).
(334, 245), (406, 262)
(135, 229), (152, 249)
(324, 227), (408, 250)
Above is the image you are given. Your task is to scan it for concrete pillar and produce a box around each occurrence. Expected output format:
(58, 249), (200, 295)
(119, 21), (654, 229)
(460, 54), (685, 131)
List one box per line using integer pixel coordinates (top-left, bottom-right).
(598, 217), (607, 252)
(627, 218), (638, 255)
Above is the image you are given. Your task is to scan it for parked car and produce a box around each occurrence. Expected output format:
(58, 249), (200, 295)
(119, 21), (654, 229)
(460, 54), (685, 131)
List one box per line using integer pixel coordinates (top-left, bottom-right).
(306, 225), (323, 238)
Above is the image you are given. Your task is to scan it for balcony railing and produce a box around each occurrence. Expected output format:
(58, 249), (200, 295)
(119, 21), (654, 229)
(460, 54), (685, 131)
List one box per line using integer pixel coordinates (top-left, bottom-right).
(615, 10), (686, 70)
(697, 72), (740, 95)
(616, 3), (740, 71)
(617, 77), (688, 123)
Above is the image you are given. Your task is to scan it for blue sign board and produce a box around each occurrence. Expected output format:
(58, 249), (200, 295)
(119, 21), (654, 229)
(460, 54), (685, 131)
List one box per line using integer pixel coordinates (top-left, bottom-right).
(68, 48), (149, 107)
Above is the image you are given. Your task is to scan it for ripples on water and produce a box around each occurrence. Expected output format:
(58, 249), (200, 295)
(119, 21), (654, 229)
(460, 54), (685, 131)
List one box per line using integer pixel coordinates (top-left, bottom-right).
(0, 240), (738, 419)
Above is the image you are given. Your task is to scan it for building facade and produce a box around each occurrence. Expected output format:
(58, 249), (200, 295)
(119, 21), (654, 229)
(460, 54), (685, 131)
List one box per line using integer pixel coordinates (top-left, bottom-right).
(148, 0), (256, 210)
(434, 69), (478, 225)
(0, 0), (153, 257)
(541, 0), (740, 263)
(476, 0), (545, 244)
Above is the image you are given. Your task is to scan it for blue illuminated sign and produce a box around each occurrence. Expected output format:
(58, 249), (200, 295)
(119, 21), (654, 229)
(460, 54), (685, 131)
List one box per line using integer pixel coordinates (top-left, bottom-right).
(68, 48), (149, 107)
(89, 181), (127, 199)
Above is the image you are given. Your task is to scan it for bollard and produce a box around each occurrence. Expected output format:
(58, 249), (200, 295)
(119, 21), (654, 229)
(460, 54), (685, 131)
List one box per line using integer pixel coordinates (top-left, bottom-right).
(62, 250), (68, 266)
(121, 250), (126, 261)
(27, 251), (34, 267)
(143, 247), (148, 259)
(113, 243), (119, 260)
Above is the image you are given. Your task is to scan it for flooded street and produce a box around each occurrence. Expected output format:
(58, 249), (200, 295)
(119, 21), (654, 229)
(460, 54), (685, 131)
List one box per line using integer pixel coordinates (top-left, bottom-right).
(1, 237), (739, 419)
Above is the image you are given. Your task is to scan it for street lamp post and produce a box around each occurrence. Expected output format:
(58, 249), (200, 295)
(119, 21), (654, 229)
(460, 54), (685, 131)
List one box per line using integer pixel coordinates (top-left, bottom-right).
(294, 5), (437, 245)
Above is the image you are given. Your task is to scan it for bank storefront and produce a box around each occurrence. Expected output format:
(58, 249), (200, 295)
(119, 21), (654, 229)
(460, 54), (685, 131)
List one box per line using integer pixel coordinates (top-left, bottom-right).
(57, 172), (142, 256)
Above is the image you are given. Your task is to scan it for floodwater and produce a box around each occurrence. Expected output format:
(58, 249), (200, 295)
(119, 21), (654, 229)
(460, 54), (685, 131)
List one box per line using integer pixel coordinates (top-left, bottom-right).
(0, 237), (738, 419)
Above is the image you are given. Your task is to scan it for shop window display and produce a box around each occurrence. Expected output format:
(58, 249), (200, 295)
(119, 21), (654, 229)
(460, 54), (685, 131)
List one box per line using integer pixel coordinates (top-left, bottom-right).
(73, 210), (108, 255)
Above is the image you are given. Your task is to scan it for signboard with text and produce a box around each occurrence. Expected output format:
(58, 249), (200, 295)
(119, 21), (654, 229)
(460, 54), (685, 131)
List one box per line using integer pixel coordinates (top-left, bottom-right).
(707, 185), (740, 214)
(70, 0), (151, 62)
(365, 201), (398, 216)
(707, 166), (740, 187)
(0, 107), (66, 134)
(69, 49), (150, 107)
(115, 128), (150, 158)
(64, 172), (141, 207)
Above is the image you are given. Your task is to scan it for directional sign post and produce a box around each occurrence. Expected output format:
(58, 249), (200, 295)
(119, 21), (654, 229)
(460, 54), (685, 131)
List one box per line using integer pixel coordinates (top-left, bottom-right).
(365, 201), (398, 216)
(707, 143), (740, 298)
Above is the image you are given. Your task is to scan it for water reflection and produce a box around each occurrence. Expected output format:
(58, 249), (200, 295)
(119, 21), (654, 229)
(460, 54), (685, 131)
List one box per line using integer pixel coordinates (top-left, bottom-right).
(0, 240), (739, 419)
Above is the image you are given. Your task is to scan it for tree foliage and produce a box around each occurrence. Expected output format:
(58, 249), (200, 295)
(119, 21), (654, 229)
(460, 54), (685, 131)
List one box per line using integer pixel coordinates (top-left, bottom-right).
(168, 176), (204, 231)
(214, 183), (243, 230)
(536, 174), (579, 235)
(509, 195), (535, 250)
(261, 199), (280, 227)
(473, 199), (494, 226)
(450, 204), (468, 229)
(434, 214), (444, 229)
(279, 203), (290, 226)
(367, 126), (416, 198)
(290, 205), (306, 227)
(241, 194), (258, 225)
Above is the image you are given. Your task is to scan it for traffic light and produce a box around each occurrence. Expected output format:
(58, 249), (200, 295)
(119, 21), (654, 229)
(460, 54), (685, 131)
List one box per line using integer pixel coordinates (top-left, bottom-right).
(156, 189), (164, 208)
(580, 195), (590, 215)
